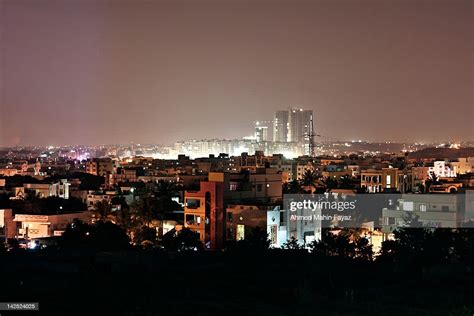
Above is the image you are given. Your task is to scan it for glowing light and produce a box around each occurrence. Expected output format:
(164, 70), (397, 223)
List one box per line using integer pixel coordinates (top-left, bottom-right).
(281, 151), (298, 159)
(232, 146), (250, 156)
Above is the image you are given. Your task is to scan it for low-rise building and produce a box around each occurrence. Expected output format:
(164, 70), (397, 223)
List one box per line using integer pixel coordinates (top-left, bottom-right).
(184, 177), (225, 250)
(226, 168), (283, 203)
(225, 204), (274, 241)
(361, 169), (382, 193)
(23, 179), (70, 199)
(381, 194), (468, 233)
(296, 162), (315, 181)
(86, 190), (121, 210)
(428, 161), (456, 178)
(85, 158), (114, 177)
(0, 209), (16, 239)
(361, 168), (412, 193)
(13, 211), (91, 239)
(0, 168), (19, 177)
(450, 157), (474, 175)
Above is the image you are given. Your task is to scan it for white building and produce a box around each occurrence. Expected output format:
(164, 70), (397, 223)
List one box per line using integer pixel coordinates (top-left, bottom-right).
(267, 207), (287, 248)
(267, 206), (322, 248)
(450, 158), (474, 175)
(254, 125), (269, 142)
(381, 194), (470, 233)
(14, 211), (91, 239)
(429, 161), (456, 178)
(22, 179), (70, 199)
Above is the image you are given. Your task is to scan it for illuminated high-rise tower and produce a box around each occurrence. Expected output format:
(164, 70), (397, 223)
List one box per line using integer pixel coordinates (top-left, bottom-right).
(273, 110), (289, 142)
(273, 108), (314, 155)
(287, 108), (313, 143)
(273, 108), (313, 139)
(254, 122), (269, 142)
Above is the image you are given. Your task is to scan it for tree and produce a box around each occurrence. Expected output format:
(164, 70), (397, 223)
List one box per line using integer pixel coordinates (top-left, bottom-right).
(133, 225), (159, 248)
(378, 227), (430, 263)
(129, 183), (182, 229)
(283, 180), (303, 194)
(227, 226), (271, 252)
(115, 202), (135, 232)
(162, 228), (202, 252)
(424, 171), (439, 192)
(378, 239), (402, 262)
(60, 219), (93, 249)
(24, 190), (42, 203)
(353, 236), (373, 261)
(401, 212), (423, 228)
(155, 180), (178, 200)
(424, 228), (455, 263)
(282, 237), (305, 250)
(130, 195), (155, 227)
(323, 176), (338, 191)
(301, 169), (318, 190)
(92, 200), (114, 222)
(309, 229), (373, 260)
(338, 175), (354, 189)
(394, 227), (430, 254)
(453, 227), (474, 263)
(310, 230), (354, 258)
(60, 220), (130, 252)
(245, 226), (271, 250)
(92, 221), (130, 251)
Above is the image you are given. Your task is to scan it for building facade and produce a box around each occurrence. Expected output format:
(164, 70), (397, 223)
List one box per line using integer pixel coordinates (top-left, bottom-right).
(184, 175), (225, 250)
(85, 158), (114, 177)
(13, 211), (91, 239)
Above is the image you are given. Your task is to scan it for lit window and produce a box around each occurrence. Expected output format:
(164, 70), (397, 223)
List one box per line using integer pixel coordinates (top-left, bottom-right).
(237, 224), (245, 240)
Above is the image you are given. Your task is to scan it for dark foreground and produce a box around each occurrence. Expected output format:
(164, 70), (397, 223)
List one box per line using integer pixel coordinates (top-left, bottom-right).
(1, 249), (473, 316)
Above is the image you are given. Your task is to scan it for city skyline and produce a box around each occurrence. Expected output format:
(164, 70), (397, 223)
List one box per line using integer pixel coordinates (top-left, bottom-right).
(1, 0), (472, 147)
(1, 1), (474, 315)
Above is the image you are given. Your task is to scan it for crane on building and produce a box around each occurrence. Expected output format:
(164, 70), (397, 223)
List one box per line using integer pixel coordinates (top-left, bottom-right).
(302, 114), (322, 157)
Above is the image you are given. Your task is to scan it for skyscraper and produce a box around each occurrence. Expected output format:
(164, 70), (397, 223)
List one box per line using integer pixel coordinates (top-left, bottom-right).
(254, 124), (269, 142)
(288, 108), (313, 143)
(273, 109), (313, 140)
(273, 110), (289, 142)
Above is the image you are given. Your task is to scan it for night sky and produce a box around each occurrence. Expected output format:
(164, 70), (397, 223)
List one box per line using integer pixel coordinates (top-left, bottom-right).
(0, 0), (472, 147)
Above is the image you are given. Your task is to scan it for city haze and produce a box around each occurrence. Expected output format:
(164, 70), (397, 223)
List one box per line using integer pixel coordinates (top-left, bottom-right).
(0, 0), (472, 146)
